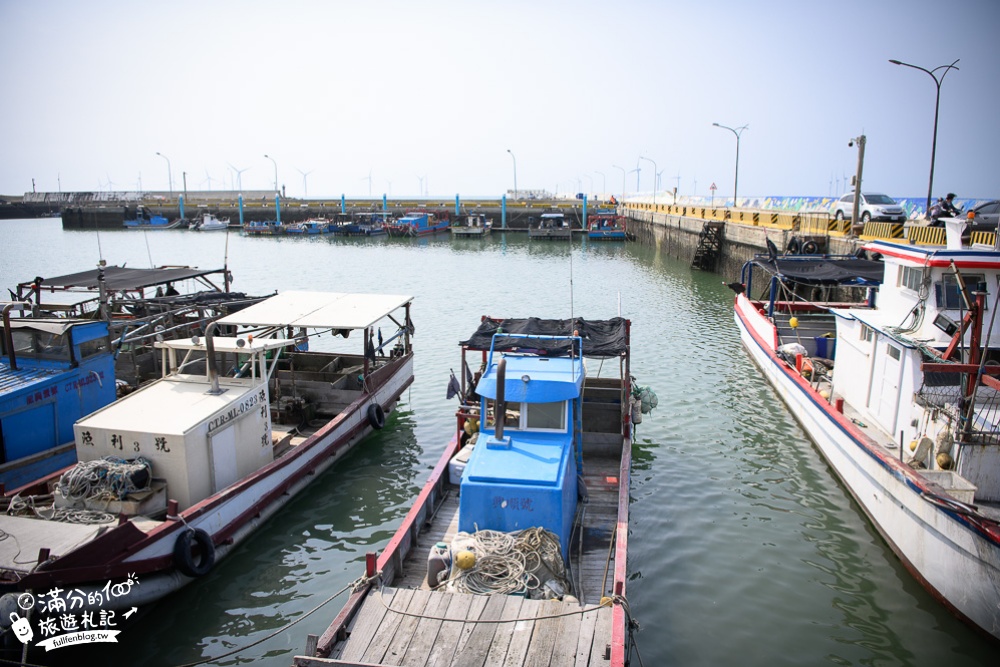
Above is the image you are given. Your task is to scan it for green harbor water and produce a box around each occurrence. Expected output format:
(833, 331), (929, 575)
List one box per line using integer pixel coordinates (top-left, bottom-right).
(2, 218), (996, 666)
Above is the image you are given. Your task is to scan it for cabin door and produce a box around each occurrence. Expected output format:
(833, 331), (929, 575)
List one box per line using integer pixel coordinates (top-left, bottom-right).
(209, 426), (240, 492)
(870, 340), (903, 432)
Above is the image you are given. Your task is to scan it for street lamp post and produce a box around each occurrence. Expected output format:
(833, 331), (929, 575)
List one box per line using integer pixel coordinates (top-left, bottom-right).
(155, 152), (172, 194)
(264, 154), (278, 192)
(506, 149), (517, 200)
(612, 164), (626, 202)
(712, 122), (748, 208)
(889, 58), (960, 215)
(639, 156), (657, 205)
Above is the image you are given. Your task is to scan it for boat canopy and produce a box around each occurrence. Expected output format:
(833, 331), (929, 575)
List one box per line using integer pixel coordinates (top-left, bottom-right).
(750, 257), (884, 286)
(462, 317), (628, 358)
(216, 291), (413, 330)
(21, 266), (226, 292)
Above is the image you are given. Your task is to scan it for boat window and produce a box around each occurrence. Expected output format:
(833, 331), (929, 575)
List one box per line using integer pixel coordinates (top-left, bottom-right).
(860, 323), (873, 342)
(79, 336), (110, 360)
(935, 274), (986, 310)
(525, 401), (566, 431)
(886, 344), (901, 361)
(10, 329), (71, 362)
(485, 400), (521, 430)
(898, 266), (923, 292)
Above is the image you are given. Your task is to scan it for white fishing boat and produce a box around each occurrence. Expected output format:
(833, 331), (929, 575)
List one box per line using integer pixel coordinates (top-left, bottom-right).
(731, 232), (1000, 641)
(189, 213), (231, 231)
(0, 291), (415, 622)
(296, 316), (653, 666)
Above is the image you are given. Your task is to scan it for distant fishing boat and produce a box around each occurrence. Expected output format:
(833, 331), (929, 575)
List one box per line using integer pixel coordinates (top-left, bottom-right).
(530, 212), (572, 240)
(731, 234), (1000, 641)
(299, 316), (653, 666)
(123, 205), (183, 230)
(587, 212), (627, 241)
(451, 212), (492, 237)
(386, 211), (449, 237)
(189, 213), (231, 231)
(0, 290), (416, 619)
(286, 218), (331, 234)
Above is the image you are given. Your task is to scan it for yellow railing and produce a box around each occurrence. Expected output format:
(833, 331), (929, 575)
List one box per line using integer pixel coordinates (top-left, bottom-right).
(907, 226), (946, 246)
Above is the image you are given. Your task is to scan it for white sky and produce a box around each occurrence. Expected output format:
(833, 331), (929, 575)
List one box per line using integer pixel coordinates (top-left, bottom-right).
(2, 0), (998, 200)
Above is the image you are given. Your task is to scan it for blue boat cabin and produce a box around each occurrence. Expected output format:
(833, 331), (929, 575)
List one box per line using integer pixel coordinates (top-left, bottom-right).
(0, 318), (116, 491)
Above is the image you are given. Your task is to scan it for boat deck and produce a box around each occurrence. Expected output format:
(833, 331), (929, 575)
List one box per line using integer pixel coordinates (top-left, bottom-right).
(302, 452), (623, 666)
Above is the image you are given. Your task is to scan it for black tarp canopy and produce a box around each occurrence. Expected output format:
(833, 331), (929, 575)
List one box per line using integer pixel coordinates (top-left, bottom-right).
(752, 257), (884, 285)
(20, 266), (225, 292)
(460, 317), (628, 358)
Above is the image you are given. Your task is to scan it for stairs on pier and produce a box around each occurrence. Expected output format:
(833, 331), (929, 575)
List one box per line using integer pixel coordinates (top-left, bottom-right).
(692, 221), (725, 270)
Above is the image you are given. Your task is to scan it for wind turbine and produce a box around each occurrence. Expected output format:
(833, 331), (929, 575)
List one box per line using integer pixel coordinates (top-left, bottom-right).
(295, 167), (314, 198)
(203, 170), (216, 191)
(634, 159), (642, 191)
(417, 175), (424, 197)
(362, 169), (373, 198)
(228, 164), (249, 193)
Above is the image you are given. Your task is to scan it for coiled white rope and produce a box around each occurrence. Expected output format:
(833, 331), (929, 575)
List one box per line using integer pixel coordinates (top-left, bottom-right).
(449, 527), (571, 597)
(56, 456), (152, 502)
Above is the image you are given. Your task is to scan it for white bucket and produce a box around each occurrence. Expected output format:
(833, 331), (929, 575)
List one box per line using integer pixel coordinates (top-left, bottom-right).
(944, 218), (966, 249)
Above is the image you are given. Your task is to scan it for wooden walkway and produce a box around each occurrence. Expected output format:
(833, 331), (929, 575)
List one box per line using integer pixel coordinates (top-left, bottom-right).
(295, 453), (622, 667)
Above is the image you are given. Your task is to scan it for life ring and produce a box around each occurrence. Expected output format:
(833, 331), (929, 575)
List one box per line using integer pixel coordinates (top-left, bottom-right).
(802, 240), (819, 254)
(173, 528), (215, 578)
(787, 237), (801, 254)
(367, 403), (385, 430)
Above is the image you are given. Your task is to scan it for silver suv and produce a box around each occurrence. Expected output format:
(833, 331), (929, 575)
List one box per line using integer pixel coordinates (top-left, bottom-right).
(832, 192), (906, 222)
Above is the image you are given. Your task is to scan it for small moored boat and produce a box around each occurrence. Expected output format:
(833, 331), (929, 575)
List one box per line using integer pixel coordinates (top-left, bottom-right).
(386, 211), (449, 237)
(297, 315), (651, 666)
(451, 213), (492, 237)
(530, 212), (573, 240)
(587, 212), (627, 241)
(189, 213), (231, 231)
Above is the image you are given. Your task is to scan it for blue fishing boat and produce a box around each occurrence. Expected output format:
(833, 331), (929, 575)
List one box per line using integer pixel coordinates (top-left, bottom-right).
(243, 219), (283, 236)
(0, 304), (117, 492)
(339, 212), (390, 236)
(286, 218), (331, 234)
(587, 212), (627, 240)
(123, 206), (183, 230)
(302, 316), (653, 666)
(386, 211), (449, 237)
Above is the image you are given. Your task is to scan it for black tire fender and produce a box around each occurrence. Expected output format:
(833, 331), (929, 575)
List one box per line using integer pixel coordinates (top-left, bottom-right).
(367, 403), (385, 430)
(802, 240), (819, 254)
(174, 528), (215, 578)
(787, 237), (801, 254)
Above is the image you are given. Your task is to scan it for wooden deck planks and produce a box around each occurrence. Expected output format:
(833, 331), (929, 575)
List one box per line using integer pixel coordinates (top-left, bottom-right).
(382, 589), (436, 665)
(399, 591), (454, 665)
(521, 600), (564, 666)
(422, 589), (475, 666)
(359, 588), (416, 664)
(333, 588), (398, 662)
(587, 606), (614, 665)
(448, 593), (507, 667)
(483, 595), (526, 666)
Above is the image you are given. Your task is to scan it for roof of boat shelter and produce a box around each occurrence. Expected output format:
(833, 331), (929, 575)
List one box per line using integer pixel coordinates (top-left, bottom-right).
(217, 291), (413, 330)
(23, 266), (225, 291)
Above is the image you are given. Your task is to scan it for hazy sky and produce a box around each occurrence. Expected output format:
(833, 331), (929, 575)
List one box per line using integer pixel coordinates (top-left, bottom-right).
(2, 0), (998, 200)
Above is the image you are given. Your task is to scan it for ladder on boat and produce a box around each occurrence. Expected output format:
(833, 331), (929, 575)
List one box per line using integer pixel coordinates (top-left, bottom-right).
(692, 221), (725, 271)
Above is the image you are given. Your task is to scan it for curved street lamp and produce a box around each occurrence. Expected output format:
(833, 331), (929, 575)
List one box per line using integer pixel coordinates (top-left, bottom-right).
(612, 164), (626, 201)
(506, 149), (517, 200)
(889, 58), (959, 215)
(264, 154), (278, 192)
(155, 151), (172, 194)
(639, 156), (657, 205)
(712, 122), (748, 208)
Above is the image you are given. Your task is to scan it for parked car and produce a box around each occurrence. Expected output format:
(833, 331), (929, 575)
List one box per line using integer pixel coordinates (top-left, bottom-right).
(832, 192), (907, 222)
(967, 200), (1000, 231)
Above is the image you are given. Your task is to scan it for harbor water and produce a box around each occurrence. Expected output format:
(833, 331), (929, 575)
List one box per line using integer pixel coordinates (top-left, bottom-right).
(2, 218), (996, 666)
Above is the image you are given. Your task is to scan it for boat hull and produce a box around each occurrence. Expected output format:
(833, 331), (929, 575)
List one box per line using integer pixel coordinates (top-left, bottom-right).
(734, 294), (1000, 641)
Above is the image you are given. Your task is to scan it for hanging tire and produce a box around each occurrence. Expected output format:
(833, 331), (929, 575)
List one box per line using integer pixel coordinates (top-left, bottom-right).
(802, 240), (819, 254)
(367, 403), (385, 430)
(787, 237), (801, 254)
(173, 528), (215, 578)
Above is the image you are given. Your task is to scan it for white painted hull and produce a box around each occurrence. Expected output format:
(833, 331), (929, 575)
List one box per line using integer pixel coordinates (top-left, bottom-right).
(734, 294), (1000, 641)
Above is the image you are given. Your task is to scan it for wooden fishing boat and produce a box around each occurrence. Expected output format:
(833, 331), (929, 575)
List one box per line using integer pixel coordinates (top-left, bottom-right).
(296, 316), (647, 666)
(0, 304), (117, 492)
(730, 235), (1000, 642)
(0, 291), (415, 620)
